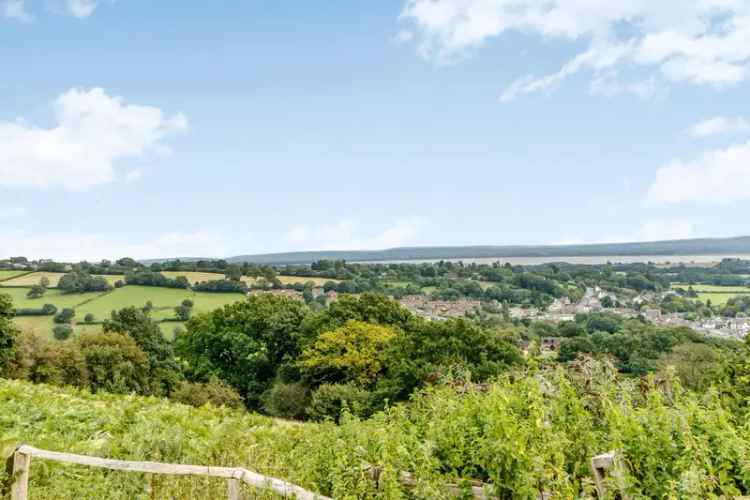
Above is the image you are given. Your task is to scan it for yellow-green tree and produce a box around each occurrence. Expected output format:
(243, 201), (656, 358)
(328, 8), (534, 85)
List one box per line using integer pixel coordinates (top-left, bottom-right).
(299, 320), (396, 386)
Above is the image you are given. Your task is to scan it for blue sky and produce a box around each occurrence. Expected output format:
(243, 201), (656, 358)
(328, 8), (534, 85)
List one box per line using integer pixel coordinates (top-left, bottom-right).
(2, 0), (749, 260)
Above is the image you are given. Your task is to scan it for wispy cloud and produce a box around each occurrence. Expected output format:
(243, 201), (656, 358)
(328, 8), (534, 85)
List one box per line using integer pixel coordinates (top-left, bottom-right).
(400, 0), (750, 101)
(688, 116), (750, 138)
(647, 142), (750, 204)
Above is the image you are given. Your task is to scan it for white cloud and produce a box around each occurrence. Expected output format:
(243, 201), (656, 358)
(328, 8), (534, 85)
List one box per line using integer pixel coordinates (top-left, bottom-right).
(0, 87), (187, 190)
(0, 206), (28, 219)
(284, 217), (426, 251)
(647, 141), (750, 204)
(689, 116), (750, 137)
(2, 0), (31, 20)
(67, 0), (98, 18)
(400, 0), (750, 100)
(124, 168), (143, 183)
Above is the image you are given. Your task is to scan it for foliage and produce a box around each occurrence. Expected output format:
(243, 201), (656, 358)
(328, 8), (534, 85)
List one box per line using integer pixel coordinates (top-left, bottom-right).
(170, 379), (244, 409)
(0, 293), (19, 375)
(299, 320), (397, 386)
(124, 270), (189, 289)
(104, 307), (182, 396)
(26, 284), (47, 299)
(53, 307), (75, 324)
(261, 381), (310, 419)
(74, 331), (151, 395)
(53, 324), (73, 341)
(13, 304), (57, 316)
(175, 294), (308, 409)
(307, 383), (374, 422)
(58, 272), (112, 294)
(192, 279), (248, 293)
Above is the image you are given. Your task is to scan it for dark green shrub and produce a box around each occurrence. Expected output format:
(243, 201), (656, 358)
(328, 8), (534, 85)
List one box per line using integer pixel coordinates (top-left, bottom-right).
(261, 382), (310, 419)
(308, 383), (373, 422)
(53, 325), (73, 341)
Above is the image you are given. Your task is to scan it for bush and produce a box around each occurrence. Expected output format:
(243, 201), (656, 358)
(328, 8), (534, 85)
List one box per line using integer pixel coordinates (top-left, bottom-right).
(26, 285), (47, 299)
(261, 382), (310, 419)
(53, 325), (73, 341)
(114, 280), (125, 288)
(7, 331), (88, 387)
(14, 304), (57, 316)
(58, 272), (112, 294)
(84, 313), (96, 323)
(307, 383), (373, 422)
(171, 379), (244, 409)
(192, 279), (248, 293)
(74, 332), (151, 395)
(53, 308), (75, 324)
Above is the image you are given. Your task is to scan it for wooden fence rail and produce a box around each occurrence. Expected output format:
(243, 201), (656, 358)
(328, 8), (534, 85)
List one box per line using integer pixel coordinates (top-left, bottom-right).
(5, 445), (331, 500)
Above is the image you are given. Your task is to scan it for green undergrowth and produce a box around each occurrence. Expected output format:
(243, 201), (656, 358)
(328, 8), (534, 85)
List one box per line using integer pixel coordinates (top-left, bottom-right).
(2, 358), (750, 499)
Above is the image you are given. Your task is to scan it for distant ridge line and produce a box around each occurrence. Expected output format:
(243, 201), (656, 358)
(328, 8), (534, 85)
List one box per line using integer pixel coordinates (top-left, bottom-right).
(144, 235), (750, 265)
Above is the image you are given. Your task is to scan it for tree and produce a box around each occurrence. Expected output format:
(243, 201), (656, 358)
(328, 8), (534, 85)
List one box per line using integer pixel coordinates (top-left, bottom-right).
(175, 304), (192, 321)
(53, 324), (73, 341)
(381, 318), (524, 400)
(299, 320), (397, 386)
(175, 294), (308, 408)
(26, 284), (47, 299)
(39, 276), (50, 288)
(54, 308), (75, 324)
(75, 332), (151, 394)
(104, 307), (182, 396)
(659, 343), (723, 390)
(58, 272), (112, 294)
(0, 293), (19, 375)
(84, 313), (96, 323)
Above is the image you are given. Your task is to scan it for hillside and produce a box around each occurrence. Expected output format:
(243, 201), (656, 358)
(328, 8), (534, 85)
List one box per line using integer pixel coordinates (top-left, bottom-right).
(224, 235), (750, 265)
(3, 357), (750, 498)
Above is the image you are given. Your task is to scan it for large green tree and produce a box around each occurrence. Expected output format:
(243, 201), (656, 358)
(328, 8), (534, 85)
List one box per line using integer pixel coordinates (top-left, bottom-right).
(175, 294), (308, 408)
(104, 307), (182, 395)
(0, 293), (19, 376)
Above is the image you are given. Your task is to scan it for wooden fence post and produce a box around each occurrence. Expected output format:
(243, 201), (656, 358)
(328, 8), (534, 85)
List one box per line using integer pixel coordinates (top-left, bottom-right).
(8, 448), (31, 500)
(591, 451), (628, 499)
(228, 469), (243, 500)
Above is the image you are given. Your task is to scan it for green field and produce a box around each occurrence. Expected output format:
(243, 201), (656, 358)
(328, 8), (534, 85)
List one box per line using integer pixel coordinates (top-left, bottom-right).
(0, 270), (30, 282)
(75, 286), (246, 321)
(0, 272), (123, 288)
(243, 275), (339, 287)
(672, 283), (750, 293)
(2, 287), (105, 310)
(697, 292), (750, 306)
(2, 284), (245, 340)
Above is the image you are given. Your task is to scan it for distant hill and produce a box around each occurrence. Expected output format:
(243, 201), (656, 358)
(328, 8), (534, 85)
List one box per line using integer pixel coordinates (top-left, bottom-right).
(223, 235), (750, 265)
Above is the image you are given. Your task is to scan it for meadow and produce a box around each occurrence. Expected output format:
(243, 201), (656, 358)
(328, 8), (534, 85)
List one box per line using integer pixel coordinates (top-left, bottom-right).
(4, 285), (245, 340)
(0, 270), (30, 282)
(0, 271), (123, 288)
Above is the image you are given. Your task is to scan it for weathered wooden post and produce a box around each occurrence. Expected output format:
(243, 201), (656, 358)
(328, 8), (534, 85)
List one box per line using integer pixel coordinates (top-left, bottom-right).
(7, 447), (31, 500)
(591, 451), (628, 499)
(228, 469), (243, 500)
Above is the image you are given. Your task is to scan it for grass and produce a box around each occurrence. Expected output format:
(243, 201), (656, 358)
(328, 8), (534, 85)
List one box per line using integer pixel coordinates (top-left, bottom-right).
(0, 270), (30, 282)
(161, 271), (226, 284)
(2, 285), (244, 340)
(698, 292), (750, 306)
(671, 283), (750, 293)
(1, 287), (106, 310)
(0, 272), (123, 288)
(76, 286), (246, 321)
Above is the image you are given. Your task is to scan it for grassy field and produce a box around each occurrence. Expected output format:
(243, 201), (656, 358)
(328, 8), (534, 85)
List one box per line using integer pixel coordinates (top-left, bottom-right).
(2, 287), (105, 310)
(76, 286), (246, 321)
(2, 284), (245, 340)
(242, 275), (338, 287)
(697, 292), (750, 306)
(672, 283), (750, 293)
(0, 270), (30, 282)
(0, 271), (123, 288)
(161, 271), (225, 284)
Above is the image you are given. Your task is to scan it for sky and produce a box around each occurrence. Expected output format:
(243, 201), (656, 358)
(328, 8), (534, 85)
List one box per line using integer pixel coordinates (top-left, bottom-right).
(1, 0), (749, 261)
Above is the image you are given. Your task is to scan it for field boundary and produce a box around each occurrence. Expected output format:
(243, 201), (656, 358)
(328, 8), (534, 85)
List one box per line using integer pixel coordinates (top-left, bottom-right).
(5, 444), (330, 500)
(0, 271), (34, 284)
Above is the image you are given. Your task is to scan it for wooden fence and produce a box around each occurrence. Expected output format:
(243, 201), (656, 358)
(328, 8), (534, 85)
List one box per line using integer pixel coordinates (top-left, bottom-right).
(6, 445), (625, 499)
(5, 445), (331, 500)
